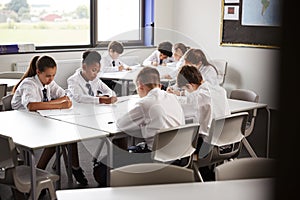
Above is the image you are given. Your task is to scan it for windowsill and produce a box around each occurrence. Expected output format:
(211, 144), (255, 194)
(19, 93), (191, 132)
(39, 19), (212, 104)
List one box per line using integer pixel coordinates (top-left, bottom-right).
(0, 45), (156, 56)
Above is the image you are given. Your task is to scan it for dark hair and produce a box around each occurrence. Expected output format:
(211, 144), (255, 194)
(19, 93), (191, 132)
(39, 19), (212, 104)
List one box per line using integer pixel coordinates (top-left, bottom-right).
(82, 50), (101, 66)
(184, 48), (218, 74)
(177, 65), (203, 88)
(136, 67), (160, 89)
(158, 41), (173, 57)
(108, 41), (124, 54)
(12, 55), (56, 93)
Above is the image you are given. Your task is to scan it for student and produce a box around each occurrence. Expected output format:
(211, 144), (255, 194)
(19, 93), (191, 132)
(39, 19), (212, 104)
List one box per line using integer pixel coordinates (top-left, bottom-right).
(67, 50), (117, 104)
(101, 40), (130, 72)
(93, 67), (185, 187)
(168, 65), (230, 180)
(100, 40), (130, 93)
(116, 66), (185, 151)
(142, 41), (174, 66)
(11, 55), (88, 186)
(163, 42), (189, 79)
(184, 48), (219, 86)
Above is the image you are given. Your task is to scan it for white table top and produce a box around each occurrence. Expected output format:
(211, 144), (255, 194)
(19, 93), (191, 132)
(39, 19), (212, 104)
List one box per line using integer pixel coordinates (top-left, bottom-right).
(0, 110), (109, 150)
(228, 98), (267, 113)
(40, 96), (268, 136)
(56, 178), (275, 200)
(0, 78), (20, 87)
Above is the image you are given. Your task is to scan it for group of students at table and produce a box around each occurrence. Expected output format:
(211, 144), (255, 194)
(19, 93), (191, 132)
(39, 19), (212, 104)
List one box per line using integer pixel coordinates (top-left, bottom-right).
(9, 40), (229, 187)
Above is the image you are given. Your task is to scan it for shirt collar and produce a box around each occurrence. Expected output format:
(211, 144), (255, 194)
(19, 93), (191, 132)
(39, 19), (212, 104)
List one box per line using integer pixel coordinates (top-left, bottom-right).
(34, 74), (47, 89)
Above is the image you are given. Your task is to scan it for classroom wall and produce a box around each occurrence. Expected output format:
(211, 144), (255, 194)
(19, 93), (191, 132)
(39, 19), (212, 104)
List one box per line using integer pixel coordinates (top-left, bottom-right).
(0, 0), (280, 109)
(155, 0), (280, 109)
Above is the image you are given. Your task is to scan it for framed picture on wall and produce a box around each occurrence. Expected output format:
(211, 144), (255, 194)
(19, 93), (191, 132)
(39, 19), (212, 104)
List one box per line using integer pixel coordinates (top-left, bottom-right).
(220, 0), (282, 49)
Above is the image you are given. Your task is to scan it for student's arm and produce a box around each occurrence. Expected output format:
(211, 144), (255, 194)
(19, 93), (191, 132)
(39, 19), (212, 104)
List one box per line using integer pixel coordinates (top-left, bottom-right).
(143, 50), (159, 66)
(27, 96), (72, 111)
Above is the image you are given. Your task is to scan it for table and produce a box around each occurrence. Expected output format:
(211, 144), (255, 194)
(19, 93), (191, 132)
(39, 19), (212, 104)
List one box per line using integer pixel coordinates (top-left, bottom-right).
(99, 65), (177, 96)
(0, 110), (109, 200)
(56, 178), (275, 200)
(41, 96), (271, 158)
(0, 78), (20, 90)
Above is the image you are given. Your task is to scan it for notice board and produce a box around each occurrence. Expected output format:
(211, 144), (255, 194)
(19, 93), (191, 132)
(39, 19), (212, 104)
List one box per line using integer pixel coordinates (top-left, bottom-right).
(220, 0), (282, 49)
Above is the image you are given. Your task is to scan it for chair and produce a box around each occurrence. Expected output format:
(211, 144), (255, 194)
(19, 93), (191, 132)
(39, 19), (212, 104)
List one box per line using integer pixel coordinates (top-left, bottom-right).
(110, 163), (195, 187)
(192, 112), (248, 182)
(0, 84), (7, 111)
(0, 71), (24, 79)
(230, 89), (259, 157)
(0, 134), (59, 200)
(151, 123), (200, 168)
(210, 59), (228, 86)
(215, 157), (276, 181)
(1, 94), (13, 111)
(0, 71), (23, 92)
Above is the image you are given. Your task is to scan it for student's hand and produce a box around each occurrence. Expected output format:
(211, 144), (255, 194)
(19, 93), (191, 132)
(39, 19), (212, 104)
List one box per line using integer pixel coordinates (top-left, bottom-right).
(61, 99), (72, 109)
(166, 87), (181, 96)
(161, 63), (167, 66)
(118, 65), (124, 71)
(163, 74), (172, 79)
(99, 96), (118, 104)
(152, 61), (158, 66)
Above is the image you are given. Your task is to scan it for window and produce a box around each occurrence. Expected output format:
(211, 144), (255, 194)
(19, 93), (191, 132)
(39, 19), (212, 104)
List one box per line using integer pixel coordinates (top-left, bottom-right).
(0, 0), (91, 48)
(0, 0), (153, 51)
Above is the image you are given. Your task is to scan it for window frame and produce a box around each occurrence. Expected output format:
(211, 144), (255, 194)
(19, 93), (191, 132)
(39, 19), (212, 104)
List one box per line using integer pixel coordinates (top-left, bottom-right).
(31, 0), (153, 51)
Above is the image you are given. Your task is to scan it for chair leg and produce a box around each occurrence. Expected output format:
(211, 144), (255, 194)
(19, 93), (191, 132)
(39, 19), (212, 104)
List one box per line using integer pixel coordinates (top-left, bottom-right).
(242, 139), (258, 157)
(51, 146), (69, 170)
(192, 163), (204, 182)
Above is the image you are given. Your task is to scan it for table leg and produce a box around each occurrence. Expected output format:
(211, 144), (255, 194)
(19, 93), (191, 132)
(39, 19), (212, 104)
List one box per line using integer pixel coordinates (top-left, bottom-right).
(121, 80), (129, 96)
(29, 150), (37, 200)
(66, 144), (73, 186)
(55, 146), (61, 189)
(266, 107), (271, 158)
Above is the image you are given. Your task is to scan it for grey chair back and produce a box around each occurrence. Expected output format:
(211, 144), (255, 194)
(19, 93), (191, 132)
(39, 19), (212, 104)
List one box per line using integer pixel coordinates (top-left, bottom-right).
(215, 157), (276, 181)
(110, 163), (195, 187)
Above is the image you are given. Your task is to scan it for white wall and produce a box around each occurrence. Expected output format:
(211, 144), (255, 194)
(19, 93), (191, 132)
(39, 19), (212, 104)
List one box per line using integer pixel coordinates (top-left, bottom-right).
(169, 0), (280, 109)
(0, 0), (280, 109)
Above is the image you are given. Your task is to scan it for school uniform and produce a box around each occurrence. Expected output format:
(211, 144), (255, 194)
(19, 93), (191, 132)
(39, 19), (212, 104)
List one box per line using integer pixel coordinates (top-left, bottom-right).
(101, 52), (127, 72)
(181, 81), (230, 143)
(142, 50), (174, 66)
(116, 88), (185, 150)
(11, 75), (65, 110)
(200, 64), (219, 86)
(67, 68), (114, 104)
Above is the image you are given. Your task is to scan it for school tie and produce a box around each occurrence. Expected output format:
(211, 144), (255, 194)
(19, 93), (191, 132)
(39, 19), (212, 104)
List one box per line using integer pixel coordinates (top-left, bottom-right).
(86, 83), (94, 96)
(112, 60), (115, 67)
(42, 88), (48, 102)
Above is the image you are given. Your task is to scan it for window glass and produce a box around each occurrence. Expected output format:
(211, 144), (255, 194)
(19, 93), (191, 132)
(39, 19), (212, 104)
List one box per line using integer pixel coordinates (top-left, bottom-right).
(97, 0), (141, 42)
(0, 0), (90, 47)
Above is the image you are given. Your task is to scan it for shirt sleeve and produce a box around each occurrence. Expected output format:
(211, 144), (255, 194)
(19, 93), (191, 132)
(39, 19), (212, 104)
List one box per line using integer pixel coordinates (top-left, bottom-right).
(116, 103), (145, 137)
(67, 76), (99, 104)
(97, 79), (115, 96)
(143, 50), (158, 66)
(49, 81), (66, 99)
(20, 81), (41, 110)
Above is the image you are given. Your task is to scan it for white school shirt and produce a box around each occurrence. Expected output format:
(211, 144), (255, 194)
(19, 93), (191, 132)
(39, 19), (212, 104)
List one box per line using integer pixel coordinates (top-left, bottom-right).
(11, 75), (65, 110)
(199, 64), (219, 86)
(116, 88), (185, 150)
(101, 52), (128, 72)
(67, 68), (114, 104)
(181, 81), (230, 143)
(142, 50), (174, 66)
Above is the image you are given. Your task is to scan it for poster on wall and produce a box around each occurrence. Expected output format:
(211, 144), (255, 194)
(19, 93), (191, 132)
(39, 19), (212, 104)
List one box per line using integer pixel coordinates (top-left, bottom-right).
(242, 0), (281, 26)
(224, 6), (239, 20)
(220, 0), (282, 49)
